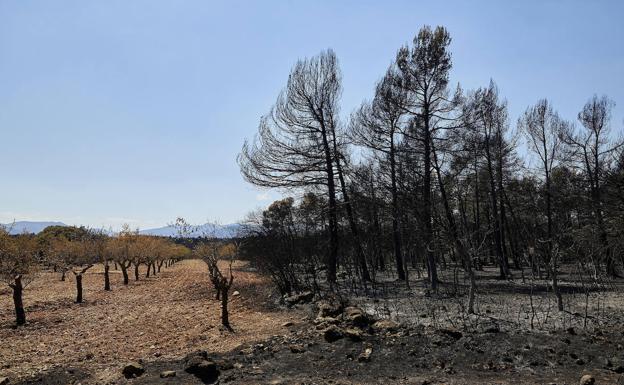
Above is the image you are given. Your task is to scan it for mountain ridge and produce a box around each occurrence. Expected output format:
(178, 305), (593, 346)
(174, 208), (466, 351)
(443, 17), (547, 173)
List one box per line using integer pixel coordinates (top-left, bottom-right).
(1, 221), (67, 235)
(1, 220), (241, 238)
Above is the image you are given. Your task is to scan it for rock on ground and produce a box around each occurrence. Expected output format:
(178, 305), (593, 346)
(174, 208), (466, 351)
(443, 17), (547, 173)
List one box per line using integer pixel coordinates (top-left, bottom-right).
(160, 370), (176, 378)
(122, 362), (145, 379)
(579, 374), (595, 385)
(184, 351), (219, 383)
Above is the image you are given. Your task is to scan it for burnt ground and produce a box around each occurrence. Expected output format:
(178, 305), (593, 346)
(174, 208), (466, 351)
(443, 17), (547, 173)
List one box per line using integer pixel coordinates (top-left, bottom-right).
(3, 261), (624, 384)
(10, 304), (624, 385)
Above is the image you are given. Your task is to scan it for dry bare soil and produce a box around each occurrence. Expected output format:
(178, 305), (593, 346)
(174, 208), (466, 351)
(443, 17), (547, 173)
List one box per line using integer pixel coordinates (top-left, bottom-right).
(0, 260), (294, 384)
(1, 260), (624, 384)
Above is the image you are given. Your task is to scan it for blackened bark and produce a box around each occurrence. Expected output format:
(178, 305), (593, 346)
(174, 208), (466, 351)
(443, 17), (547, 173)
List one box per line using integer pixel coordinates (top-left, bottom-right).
(484, 135), (509, 279)
(76, 274), (83, 303)
(221, 289), (230, 329)
(134, 263), (140, 281)
(423, 114), (438, 289)
(334, 151), (371, 282)
(12, 276), (26, 326)
(104, 261), (111, 291)
(390, 136), (406, 280)
(320, 124), (338, 283)
(121, 265), (129, 285)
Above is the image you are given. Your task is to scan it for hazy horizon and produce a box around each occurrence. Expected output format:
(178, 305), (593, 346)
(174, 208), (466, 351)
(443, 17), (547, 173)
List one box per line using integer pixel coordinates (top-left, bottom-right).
(2, 0), (623, 229)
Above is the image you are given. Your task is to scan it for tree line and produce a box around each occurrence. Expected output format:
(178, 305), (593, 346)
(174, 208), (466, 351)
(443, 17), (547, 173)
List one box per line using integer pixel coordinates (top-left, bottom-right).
(1, 221), (240, 331)
(0, 224), (189, 326)
(238, 25), (624, 313)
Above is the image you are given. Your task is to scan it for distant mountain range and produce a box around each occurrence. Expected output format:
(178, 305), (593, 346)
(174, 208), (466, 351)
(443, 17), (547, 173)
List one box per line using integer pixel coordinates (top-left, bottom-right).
(139, 223), (242, 238)
(1, 220), (241, 238)
(2, 221), (67, 235)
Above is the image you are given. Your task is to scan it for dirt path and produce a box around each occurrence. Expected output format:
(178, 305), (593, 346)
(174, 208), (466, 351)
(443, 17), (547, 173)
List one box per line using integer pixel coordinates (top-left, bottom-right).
(0, 259), (297, 383)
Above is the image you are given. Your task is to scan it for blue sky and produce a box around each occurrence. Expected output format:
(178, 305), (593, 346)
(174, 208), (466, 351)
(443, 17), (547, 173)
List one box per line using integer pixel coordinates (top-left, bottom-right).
(1, 0), (622, 229)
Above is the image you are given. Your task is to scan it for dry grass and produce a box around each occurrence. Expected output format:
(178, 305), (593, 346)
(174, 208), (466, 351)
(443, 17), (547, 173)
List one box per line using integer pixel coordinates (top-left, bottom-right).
(0, 259), (298, 382)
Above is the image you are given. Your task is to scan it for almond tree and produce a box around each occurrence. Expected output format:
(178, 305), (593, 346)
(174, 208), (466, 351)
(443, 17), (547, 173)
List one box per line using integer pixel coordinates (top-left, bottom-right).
(88, 230), (112, 291)
(115, 225), (136, 285)
(68, 240), (95, 303)
(196, 241), (236, 330)
(51, 237), (95, 303)
(0, 228), (38, 326)
(49, 237), (73, 281)
(129, 236), (145, 281)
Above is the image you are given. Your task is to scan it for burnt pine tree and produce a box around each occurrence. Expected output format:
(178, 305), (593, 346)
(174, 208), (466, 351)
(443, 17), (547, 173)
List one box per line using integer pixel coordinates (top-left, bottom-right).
(350, 67), (408, 280)
(519, 99), (568, 310)
(466, 82), (512, 279)
(560, 95), (623, 277)
(238, 50), (343, 283)
(393, 26), (459, 289)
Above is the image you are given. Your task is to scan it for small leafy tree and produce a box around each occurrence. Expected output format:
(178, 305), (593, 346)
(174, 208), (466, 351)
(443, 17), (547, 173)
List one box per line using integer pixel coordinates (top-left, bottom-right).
(115, 224), (136, 285)
(0, 228), (38, 326)
(196, 241), (236, 331)
(68, 240), (95, 304)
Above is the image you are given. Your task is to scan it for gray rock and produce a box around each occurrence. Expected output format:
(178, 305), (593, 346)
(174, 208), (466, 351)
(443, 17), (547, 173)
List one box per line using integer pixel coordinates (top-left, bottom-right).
(0, 377), (8, 385)
(343, 306), (369, 326)
(314, 316), (340, 325)
(316, 300), (343, 318)
(122, 362), (145, 379)
(358, 347), (373, 362)
(579, 374), (595, 385)
(284, 291), (313, 306)
(324, 325), (345, 343)
(160, 370), (176, 378)
(344, 328), (364, 342)
(372, 319), (400, 332)
(184, 357), (219, 382)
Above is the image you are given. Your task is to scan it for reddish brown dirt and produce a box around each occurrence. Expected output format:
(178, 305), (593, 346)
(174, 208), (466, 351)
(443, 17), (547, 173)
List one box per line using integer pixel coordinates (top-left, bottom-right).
(0, 259), (298, 383)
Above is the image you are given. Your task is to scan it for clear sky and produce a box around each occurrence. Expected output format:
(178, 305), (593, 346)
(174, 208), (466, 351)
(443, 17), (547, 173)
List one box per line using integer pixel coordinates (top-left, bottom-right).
(1, 0), (623, 230)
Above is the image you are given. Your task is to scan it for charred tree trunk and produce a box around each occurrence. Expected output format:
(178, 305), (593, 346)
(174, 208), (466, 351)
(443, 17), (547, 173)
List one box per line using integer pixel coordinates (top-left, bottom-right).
(75, 274), (83, 303)
(422, 116), (438, 290)
(432, 145), (476, 313)
(104, 261), (111, 291)
(134, 263), (140, 281)
(334, 152), (371, 282)
(484, 137), (509, 279)
(390, 136), (406, 280)
(320, 123), (338, 283)
(73, 265), (92, 303)
(121, 263), (129, 285)
(221, 288), (230, 330)
(11, 276), (26, 326)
